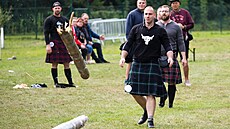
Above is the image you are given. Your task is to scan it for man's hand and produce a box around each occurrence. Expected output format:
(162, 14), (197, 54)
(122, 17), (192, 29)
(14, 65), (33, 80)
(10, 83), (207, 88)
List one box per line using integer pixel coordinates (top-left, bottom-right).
(46, 44), (52, 54)
(168, 57), (174, 67)
(119, 58), (126, 68)
(166, 51), (174, 67)
(181, 58), (188, 67)
(99, 35), (105, 40)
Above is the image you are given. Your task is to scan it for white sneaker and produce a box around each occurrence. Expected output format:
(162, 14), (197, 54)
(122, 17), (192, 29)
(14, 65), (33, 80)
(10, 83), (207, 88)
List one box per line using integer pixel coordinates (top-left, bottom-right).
(184, 80), (192, 86)
(86, 60), (95, 64)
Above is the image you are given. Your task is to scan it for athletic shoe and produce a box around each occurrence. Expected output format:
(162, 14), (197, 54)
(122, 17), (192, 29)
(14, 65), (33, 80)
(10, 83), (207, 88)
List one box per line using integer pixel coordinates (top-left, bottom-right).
(86, 60), (95, 64)
(138, 110), (147, 125)
(184, 80), (192, 86)
(147, 118), (155, 128)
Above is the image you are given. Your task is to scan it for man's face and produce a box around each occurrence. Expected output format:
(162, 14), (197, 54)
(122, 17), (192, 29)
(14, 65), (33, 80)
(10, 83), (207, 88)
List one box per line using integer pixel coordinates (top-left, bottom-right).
(137, 0), (146, 11)
(82, 15), (89, 25)
(52, 6), (62, 15)
(72, 19), (77, 26)
(157, 8), (161, 20)
(144, 7), (155, 24)
(160, 7), (170, 21)
(171, 1), (180, 10)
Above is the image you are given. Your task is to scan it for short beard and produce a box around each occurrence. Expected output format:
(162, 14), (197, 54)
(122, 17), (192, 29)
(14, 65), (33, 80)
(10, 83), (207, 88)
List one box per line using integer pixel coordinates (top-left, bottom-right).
(55, 11), (60, 16)
(162, 15), (169, 21)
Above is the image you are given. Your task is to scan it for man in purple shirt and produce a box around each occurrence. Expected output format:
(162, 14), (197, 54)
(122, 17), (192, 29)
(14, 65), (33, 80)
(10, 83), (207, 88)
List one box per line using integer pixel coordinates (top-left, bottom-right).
(170, 0), (194, 86)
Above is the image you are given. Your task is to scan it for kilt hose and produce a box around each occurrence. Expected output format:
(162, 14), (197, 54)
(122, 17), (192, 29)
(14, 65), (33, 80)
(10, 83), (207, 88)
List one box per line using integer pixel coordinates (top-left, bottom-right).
(161, 53), (182, 84)
(45, 40), (72, 64)
(126, 60), (167, 97)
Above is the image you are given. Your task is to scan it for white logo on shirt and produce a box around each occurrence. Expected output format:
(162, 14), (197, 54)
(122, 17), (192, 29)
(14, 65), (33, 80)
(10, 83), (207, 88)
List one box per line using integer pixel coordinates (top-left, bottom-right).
(57, 21), (63, 29)
(141, 34), (154, 45)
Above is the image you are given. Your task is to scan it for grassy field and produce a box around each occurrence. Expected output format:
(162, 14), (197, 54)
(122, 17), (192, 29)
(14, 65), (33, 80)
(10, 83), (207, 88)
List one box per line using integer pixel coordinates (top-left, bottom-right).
(0, 31), (230, 129)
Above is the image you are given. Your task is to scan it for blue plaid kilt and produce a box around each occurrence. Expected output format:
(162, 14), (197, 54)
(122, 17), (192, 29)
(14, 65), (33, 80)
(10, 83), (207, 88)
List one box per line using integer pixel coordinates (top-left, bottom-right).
(161, 53), (182, 84)
(126, 60), (167, 97)
(45, 40), (72, 64)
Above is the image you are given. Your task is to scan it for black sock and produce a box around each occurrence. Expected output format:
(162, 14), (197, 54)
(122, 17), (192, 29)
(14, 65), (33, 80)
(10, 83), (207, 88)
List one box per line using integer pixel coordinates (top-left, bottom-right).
(64, 69), (73, 84)
(168, 85), (176, 105)
(51, 68), (58, 84)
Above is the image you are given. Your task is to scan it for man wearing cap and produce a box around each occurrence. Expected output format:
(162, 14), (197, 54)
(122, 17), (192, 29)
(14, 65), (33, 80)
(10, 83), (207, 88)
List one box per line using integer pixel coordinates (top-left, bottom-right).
(43, 2), (74, 88)
(169, 0), (194, 86)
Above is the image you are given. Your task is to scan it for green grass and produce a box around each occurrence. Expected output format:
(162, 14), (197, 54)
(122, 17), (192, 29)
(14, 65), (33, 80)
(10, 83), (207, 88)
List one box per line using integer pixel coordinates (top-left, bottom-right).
(0, 31), (230, 129)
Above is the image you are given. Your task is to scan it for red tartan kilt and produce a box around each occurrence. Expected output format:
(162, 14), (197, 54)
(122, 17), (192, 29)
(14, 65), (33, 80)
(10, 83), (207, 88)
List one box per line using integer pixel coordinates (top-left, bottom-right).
(161, 57), (182, 84)
(45, 40), (72, 64)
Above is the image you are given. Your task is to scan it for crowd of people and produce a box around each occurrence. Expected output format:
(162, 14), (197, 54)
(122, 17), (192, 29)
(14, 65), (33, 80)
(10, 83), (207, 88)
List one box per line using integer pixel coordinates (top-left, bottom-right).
(44, 1), (109, 88)
(119, 0), (194, 128)
(44, 0), (194, 128)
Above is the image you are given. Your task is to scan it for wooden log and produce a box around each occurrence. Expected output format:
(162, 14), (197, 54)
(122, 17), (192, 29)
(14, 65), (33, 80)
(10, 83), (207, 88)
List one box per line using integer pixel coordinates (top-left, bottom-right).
(57, 12), (89, 79)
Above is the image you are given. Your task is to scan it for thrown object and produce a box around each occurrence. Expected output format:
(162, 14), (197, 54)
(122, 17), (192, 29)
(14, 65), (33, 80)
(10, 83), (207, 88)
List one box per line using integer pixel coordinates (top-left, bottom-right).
(57, 12), (89, 79)
(52, 115), (88, 129)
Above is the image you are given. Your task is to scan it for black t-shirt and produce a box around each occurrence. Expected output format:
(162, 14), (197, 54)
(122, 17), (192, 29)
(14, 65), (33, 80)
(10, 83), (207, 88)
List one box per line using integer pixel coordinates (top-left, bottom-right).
(43, 15), (69, 45)
(123, 23), (172, 62)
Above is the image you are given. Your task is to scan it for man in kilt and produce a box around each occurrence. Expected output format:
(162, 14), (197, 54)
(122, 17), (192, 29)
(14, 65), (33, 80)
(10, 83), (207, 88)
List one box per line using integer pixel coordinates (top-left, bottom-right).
(44, 2), (74, 87)
(170, 0), (194, 86)
(156, 5), (187, 108)
(124, 0), (147, 125)
(119, 6), (173, 128)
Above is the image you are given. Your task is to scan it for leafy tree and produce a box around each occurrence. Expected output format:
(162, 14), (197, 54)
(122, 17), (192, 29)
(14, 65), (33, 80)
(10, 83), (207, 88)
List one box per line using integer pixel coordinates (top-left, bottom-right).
(0, 7), (12, 27)
(200, 0), (208, 30)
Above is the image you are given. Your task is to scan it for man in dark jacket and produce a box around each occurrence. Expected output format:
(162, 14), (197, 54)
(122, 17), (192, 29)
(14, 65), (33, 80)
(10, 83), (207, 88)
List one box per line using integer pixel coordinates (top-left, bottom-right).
(81, 13), (109, 63)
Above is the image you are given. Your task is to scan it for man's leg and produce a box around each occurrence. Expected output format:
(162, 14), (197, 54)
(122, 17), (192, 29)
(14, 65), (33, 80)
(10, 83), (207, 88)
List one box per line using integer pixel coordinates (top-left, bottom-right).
(146, 95), (156, 128)
(51, 68), (58, 84)
(126, 62), (147, 124)
(63, 62), (74, 85)
(52, 63), (59, 87)
(184, 40), (191, 86)
(132, 95), (147, 125)
(159, 84), (168, 107)
(91, 50), (102, 63)
(168, 85), (176, 108)
(81, 48), (88, 60)
(92, 42), (109, 63)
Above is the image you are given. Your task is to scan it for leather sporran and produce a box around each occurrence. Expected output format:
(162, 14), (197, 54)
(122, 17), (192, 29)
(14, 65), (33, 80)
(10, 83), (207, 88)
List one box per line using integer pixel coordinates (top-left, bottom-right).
(158, 56), (169, 68)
